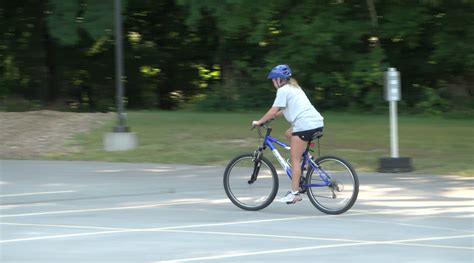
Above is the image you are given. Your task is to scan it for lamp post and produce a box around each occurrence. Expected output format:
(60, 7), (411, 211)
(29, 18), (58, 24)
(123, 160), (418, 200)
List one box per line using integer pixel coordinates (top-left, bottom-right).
(103, 0), (137, 151)
(114, 0), (128, 132)
(378, 68), (413, 173)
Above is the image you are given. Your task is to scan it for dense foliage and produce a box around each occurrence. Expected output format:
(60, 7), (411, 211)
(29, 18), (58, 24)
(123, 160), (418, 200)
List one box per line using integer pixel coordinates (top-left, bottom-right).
(0, 0), (472, 114)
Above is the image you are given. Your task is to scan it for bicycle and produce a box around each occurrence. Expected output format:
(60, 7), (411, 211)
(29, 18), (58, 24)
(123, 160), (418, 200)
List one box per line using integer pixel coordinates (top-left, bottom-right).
(223, 120), (359, 214)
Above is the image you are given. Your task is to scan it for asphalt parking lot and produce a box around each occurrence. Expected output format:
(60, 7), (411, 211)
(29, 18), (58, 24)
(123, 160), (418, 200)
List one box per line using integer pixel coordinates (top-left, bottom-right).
(1, 160), (473, 262)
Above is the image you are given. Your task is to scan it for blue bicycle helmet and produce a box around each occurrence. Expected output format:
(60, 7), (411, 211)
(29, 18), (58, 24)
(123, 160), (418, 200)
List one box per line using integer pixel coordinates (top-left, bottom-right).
(267, 64), (292, 79)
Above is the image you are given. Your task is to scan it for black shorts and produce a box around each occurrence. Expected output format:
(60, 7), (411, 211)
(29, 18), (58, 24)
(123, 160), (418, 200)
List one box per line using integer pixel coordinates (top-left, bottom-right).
(292, 127), (323, 142)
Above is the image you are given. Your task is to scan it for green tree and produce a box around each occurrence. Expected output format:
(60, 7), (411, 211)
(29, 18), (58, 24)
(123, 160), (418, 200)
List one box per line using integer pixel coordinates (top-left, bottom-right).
(125, 0), (203, 109)
(179, 0), (280, 110)
(47, 0), (115, 46)
(0, 0), (60, 108)
(1, 0), (472, 113)
(379, 0), (474, 111)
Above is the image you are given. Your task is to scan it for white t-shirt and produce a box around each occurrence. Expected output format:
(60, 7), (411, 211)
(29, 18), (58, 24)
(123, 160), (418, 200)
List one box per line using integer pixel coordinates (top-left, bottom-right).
(272, 84), (324, 132)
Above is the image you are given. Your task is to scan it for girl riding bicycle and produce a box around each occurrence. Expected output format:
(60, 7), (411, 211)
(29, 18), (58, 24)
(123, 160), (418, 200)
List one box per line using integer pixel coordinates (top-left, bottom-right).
(252, 64), (324, 204)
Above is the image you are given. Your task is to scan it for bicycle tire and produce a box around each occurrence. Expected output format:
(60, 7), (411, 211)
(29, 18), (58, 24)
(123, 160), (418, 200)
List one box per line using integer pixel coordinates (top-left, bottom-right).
(223, 153), (279, 211)
(305, 155), (359, 215)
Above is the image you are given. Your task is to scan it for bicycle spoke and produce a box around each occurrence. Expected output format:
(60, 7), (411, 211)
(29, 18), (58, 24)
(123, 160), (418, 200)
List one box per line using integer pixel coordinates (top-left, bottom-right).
(306, 156), (359, 214)
(224, 154), (278, 211)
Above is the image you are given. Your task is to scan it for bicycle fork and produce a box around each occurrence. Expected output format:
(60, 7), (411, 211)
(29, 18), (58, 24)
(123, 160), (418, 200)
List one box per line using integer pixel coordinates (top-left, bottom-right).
(248, 149), (263, 184)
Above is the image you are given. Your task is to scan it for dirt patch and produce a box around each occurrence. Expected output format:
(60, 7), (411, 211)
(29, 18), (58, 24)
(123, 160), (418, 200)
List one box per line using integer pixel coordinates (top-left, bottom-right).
(0, 110), (113, 159)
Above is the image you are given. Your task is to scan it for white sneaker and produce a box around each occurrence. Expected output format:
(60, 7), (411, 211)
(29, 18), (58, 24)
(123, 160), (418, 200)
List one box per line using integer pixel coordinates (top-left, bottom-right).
(279, 191), (302, 204)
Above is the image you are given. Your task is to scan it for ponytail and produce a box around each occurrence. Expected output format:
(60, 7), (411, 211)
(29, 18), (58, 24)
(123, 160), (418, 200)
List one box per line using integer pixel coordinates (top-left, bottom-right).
(288, 78), (301, 89)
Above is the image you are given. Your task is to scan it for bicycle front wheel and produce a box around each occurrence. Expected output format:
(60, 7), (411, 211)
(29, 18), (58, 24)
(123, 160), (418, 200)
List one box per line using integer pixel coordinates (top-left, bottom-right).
(223, 153), (279, 211)
(306, 156), (359, 215)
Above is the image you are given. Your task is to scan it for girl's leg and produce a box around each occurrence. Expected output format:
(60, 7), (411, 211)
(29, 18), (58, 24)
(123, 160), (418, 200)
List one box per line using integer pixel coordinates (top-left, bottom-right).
(290, 135), (307, 192)
(285, 128), (292, 142)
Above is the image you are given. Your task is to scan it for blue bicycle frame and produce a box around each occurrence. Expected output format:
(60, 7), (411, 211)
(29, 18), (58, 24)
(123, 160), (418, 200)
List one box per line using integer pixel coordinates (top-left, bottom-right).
(263, 133), (332, 188)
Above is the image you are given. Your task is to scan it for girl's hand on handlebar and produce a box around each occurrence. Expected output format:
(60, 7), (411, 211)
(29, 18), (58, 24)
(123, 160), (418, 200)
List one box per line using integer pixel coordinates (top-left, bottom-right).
(251, 120), (261, 128)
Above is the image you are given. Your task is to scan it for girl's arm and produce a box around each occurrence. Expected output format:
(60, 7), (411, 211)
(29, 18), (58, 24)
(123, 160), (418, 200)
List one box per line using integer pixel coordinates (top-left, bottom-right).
(253, 107), (281, 126)
(275, 108), (283, 117)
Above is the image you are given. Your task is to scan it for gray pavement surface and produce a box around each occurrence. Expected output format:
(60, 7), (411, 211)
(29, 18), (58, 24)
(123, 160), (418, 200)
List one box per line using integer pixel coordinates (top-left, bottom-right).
(0, 160), (473, 262)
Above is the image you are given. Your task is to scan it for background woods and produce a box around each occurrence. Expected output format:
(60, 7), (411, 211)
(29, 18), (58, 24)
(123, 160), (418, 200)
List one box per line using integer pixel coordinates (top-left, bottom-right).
(0, 0), (472, 114)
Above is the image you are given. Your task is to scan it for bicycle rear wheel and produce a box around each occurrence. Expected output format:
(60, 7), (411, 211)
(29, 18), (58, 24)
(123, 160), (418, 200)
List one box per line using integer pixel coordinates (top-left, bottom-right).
(223, 153), (279, 211)
(306, 156), (359, 214)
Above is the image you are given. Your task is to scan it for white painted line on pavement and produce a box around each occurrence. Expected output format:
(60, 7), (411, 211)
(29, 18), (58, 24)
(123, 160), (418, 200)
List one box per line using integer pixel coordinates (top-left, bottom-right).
(156, 229), (370, 243)
(0, 215), (323, 243)
(1, 220), (472, 255)
(0, 222), (474, 249)
(0, 202), (407, 219)
(155, 234), (474, 262)
(0, 222), (371, 244)
(0, 222), (126, 231)
(140, 210), (408, 232)
(156, 242), (377, 263)
(386, 234), (474, 244)
(332, 217), (474, 233)
(157, 230), (474, 246)
(0, 229), (142, 243)
(0, 211), (392, 243)
(155, 230), (473, 251)
(166, 231), (474, 250)
(395, 242), (474, 250)
(0, 199), (211, 218)
(0, 190), (77, 198)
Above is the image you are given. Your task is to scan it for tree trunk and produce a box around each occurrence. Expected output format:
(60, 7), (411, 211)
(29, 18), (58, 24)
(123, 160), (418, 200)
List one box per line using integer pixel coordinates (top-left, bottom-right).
(366, 0), (380, 47)
(39, 0), (59, 104)
(366, 0), (379, 28)
(44, 29), (58, 103)
(220, 59), (237, 107)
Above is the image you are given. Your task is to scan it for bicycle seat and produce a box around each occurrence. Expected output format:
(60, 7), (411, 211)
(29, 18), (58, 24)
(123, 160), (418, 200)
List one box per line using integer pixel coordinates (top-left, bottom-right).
(311, 131), (323, 140)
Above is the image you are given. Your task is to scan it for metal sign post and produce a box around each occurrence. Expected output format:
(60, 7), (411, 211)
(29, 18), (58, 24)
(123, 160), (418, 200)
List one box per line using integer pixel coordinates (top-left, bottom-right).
(378, 68), (413, 173)
(389, 101), (398, 157)
(385, 68), (400, 158)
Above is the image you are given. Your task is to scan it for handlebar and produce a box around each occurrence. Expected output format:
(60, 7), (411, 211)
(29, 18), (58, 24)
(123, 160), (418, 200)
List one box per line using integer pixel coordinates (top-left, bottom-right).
(250, 119), (274, 134)
(251, 119), (273, 128)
